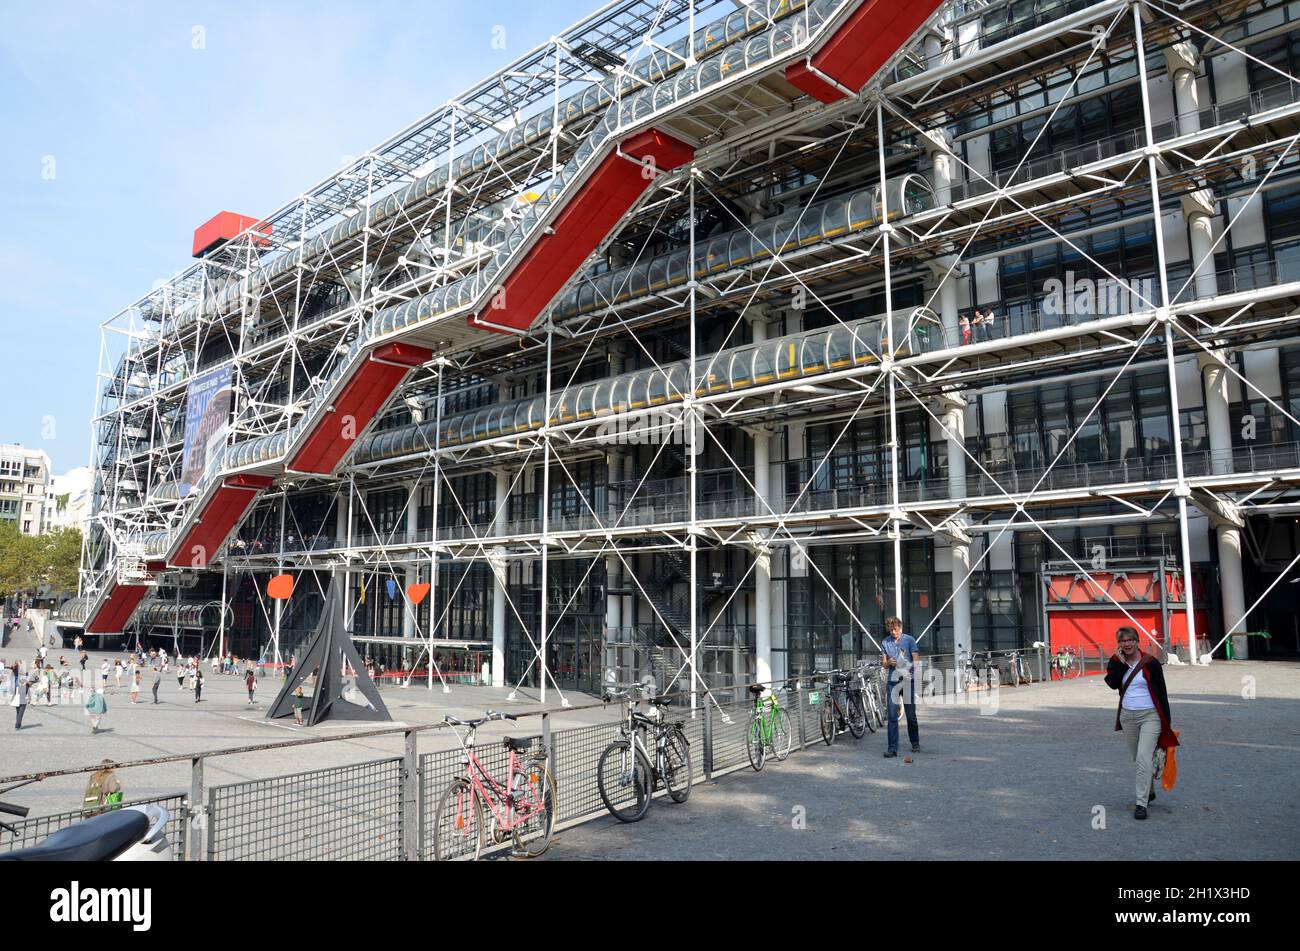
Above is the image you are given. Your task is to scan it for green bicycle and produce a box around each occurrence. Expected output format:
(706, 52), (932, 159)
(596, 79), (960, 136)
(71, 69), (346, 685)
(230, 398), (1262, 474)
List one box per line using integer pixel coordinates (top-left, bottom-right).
(746, 682), (794, 771)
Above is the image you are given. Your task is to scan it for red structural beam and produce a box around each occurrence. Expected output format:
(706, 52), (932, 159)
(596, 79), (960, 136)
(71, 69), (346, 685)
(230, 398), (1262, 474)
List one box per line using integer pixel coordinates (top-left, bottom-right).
(85, 584), (151, 634)
(785, 0), (943, 103)
(468, 127), (694, 334)
(169, 474), (275, 569)
(288, 343), (433, 475)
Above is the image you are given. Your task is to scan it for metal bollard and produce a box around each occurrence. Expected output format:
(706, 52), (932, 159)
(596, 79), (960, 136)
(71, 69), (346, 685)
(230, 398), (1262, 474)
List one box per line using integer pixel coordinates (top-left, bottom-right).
(795, 678), (807, 751)
(187, 754), (206, 862)
(401, 729), (418, 861)
(702, 705), (713, 782)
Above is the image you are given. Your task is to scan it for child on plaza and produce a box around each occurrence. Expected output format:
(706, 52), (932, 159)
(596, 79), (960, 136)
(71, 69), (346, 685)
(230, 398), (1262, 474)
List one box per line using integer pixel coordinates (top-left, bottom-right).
(293, 686), (305, 726)
(131, 669), (141, 704)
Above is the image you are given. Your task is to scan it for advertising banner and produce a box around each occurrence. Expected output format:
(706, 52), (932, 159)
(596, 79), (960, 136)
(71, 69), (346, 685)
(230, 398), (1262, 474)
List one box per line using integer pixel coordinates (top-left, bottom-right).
(180, 366), (234, 498)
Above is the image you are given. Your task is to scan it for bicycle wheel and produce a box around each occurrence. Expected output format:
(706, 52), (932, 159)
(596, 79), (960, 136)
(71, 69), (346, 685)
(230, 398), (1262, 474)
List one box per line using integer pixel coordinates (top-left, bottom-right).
(433, 777), (484, 861)
(862, 689), (878, 734)
(511, 759), (556, 858)
(870, 682), (886, 728)
(1066, 658), (1082, 679)
(773, 706), (793, 761)
(848, 692), (867, 739)
(746, 712), (767, 771)
(819, 698), (836, 746)
(597, 740), (652, 823)
(663, 727), (693, 803)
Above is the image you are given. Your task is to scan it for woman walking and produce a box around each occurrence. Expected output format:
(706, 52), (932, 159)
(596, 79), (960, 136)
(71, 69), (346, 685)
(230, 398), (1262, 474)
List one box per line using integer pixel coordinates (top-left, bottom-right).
(193, 667), (204, 704)
(245, 667), (257, 706)
(85, 687), (108, 734)
(1104, 626), (1180, 820)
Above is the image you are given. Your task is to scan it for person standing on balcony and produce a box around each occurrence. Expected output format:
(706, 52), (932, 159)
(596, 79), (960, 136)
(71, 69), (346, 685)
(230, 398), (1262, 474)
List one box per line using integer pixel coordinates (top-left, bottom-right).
(881, 616), (921, 758)
(1105, 627), (1178, 819)
(960, 312), (971, 346)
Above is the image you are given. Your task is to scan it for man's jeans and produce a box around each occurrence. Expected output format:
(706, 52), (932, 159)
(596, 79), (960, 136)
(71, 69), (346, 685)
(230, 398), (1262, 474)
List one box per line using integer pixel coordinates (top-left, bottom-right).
(1119, 706), (1161, 807)
(886, 675), (919, 752)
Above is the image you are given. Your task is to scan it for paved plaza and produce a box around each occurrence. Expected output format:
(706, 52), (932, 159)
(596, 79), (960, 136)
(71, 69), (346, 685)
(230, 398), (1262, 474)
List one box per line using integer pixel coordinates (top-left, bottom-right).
(542, 661), (1300, 861)
(2, 655), (1297, 860)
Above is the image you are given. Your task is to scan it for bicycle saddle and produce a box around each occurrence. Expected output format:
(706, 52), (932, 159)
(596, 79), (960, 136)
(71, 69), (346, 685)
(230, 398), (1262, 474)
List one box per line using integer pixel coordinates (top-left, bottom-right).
(748, 684), (765, 695)
(502, 736), (532, 752)
(648, 697), (673, 707)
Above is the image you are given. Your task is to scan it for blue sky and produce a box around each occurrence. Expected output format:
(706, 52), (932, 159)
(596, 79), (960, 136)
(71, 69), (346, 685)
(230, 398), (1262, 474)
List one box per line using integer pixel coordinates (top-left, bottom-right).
(0, 0), (595, 473)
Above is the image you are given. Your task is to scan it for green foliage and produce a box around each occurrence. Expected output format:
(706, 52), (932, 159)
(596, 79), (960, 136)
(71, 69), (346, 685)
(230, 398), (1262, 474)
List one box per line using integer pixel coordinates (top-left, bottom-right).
(0, 523), (82, 597)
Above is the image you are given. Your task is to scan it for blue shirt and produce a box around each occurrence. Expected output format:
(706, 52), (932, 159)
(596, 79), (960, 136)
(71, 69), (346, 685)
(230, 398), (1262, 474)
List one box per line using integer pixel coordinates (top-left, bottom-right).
(881, 633), (919, 679)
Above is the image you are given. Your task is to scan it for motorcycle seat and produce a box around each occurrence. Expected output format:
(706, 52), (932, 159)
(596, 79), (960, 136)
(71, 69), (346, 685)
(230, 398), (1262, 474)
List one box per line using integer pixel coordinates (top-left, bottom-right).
(0, 808), (149, 862)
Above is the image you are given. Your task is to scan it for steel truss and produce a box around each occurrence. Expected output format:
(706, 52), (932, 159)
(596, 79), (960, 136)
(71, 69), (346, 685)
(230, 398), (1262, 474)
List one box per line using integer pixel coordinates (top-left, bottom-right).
(74, 0), (1300, 695)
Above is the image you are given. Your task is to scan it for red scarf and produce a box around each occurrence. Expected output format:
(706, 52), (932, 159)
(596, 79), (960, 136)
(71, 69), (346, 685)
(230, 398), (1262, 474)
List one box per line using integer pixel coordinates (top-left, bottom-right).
(1114, 651), (1180, 749)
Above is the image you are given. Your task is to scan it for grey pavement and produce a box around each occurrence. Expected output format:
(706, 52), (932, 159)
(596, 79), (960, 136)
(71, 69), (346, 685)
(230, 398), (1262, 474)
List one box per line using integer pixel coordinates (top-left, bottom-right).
(541, 660), (1300, 860)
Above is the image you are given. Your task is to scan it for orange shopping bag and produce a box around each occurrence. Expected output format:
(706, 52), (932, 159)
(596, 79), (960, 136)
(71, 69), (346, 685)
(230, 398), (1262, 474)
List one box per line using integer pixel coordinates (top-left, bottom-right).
(1161, 731), (1180, 791)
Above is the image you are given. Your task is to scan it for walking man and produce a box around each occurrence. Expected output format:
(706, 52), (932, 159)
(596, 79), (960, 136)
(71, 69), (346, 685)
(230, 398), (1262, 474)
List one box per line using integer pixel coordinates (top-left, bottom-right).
(1104, 626), (1179, 820)
(881, 616), (921, 758)
(151, 664), (161, 704)
(13, 672), (29, 730)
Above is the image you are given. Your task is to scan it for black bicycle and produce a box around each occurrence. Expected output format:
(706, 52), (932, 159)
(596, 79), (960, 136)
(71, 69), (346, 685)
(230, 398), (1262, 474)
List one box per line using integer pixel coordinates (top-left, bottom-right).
(597, 686), (692, 823)
(817, 670), (866, 744)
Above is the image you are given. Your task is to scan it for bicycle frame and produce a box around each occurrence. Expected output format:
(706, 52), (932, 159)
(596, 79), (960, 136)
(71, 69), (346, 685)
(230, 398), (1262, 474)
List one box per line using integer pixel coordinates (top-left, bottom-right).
(448, 725), (547, 834)
(752, 691), (782, 744)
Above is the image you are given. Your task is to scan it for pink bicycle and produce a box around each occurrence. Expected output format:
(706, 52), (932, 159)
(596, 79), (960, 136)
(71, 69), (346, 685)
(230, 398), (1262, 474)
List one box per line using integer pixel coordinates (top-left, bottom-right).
(433, 710), (557, 860)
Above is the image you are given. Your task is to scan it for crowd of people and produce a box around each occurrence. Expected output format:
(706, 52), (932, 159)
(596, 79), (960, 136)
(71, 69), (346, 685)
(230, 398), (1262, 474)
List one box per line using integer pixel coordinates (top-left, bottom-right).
(4, 638), (275, 732)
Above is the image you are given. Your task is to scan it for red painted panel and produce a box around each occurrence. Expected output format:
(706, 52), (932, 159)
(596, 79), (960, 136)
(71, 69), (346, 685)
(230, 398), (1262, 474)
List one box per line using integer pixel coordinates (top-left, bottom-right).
(469, 129), (694, 334)
(171, 478), (271, 568)
(1048, 608), (1194, 660)
(372, 342), (433, 368)
(785, 0), (943, 102)
(289, 360), (409, 474)
(193, 211), (270, 258)
(86, 584), (150, 634)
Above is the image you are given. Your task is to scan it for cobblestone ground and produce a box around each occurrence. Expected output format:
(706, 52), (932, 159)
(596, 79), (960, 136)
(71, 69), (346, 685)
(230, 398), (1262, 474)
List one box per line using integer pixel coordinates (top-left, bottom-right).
(541, 661), (1300, 860)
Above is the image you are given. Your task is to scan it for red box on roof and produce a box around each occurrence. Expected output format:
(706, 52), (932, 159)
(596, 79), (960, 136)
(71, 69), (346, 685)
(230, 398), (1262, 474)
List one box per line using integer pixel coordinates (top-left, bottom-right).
(192, 211), (271, 258)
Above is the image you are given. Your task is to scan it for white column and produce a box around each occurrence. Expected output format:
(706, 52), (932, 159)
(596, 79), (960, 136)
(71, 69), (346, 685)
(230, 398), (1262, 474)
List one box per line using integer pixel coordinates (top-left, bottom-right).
(1216, 526), (1249, 661)
(748, 307), (773, 685)
(1198, 350), (1248, 659)
(941, 395), (972, 658)
(492, 468), (509, 686)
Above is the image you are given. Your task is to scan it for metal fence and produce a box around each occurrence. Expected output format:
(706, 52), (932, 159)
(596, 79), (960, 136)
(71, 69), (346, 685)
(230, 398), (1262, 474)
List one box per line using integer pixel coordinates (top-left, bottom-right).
(0, 666), (1062, 861)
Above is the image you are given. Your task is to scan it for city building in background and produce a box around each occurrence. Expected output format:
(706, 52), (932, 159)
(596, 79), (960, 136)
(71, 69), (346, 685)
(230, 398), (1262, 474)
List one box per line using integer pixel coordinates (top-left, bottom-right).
(0, 444), (51, 537)
(45, 467), (93, 533)
(58, 0), (1300, 699)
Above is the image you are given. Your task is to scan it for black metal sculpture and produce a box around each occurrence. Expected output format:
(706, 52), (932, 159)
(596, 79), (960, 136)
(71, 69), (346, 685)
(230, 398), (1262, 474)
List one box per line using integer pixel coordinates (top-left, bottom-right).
(267, 581), (390, 726)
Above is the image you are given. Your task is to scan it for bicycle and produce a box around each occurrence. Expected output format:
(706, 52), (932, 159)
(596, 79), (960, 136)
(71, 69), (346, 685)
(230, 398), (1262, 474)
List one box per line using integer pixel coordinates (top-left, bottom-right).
(856, 662), (885, 731)
(432, 710), (556, 861)
(1007, 650), (1033, 686)
(596, 686), (692, 823)
(972, 650), (1000, 689)
(817, 670), (865, 745)
(1053, 646), (1082, 680)
(746, 681), (794, 771)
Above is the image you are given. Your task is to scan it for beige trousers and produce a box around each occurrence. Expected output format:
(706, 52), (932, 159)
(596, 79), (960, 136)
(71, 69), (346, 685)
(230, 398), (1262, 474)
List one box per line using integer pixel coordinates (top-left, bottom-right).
(1119, 706), (1161, 807)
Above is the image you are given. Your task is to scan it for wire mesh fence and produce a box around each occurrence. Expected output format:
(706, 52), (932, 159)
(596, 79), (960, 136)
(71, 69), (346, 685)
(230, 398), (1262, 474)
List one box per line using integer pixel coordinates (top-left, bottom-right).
(208, 758), (404, 861)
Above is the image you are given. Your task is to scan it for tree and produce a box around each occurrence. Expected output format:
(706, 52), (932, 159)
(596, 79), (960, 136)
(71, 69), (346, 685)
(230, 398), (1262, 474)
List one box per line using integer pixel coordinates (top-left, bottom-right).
(0, 522), (82, 599)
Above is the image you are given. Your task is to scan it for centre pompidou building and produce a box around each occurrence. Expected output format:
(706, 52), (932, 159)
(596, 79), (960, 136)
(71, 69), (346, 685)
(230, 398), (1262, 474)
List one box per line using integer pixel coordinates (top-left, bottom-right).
(60, 0), (1300, 705)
